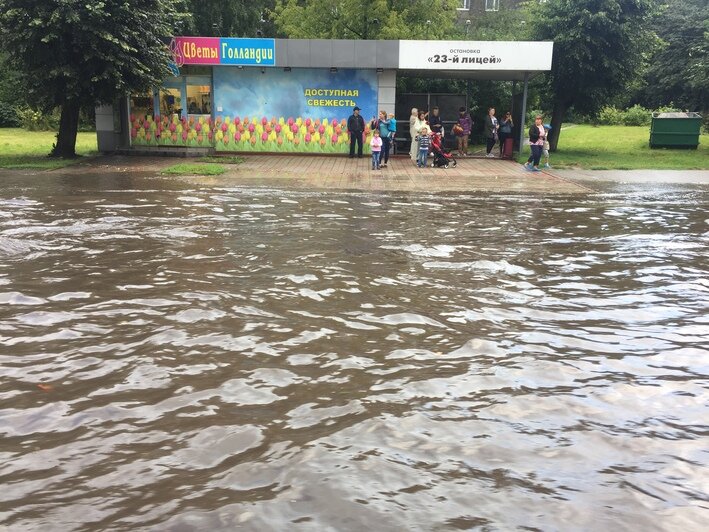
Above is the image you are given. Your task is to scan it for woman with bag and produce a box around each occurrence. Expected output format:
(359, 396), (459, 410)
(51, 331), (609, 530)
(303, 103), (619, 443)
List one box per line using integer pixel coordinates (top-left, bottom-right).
(524, 114), (546, 172)
(498, 111), (514, 158)
(484, 107), (499, 158)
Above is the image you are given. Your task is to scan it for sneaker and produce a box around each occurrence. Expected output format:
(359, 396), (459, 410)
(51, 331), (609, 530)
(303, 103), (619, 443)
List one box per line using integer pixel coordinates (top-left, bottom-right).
(524, 162), (532, 170)
(532, 167), (541, 172)
(544, 163), (551, 168)
(486, 153), (495, 158)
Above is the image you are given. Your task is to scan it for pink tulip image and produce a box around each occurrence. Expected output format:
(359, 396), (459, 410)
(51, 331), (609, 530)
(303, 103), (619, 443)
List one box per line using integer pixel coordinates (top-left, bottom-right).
(331, 134), (338, 143)
(261, 132), (268, 142)
(131, 128), (138, 138)
(182, 131), (188, 141)
(234, 132), (241, 142)
(208, 131), (213, 140)
(195, 122), (202, 132)
(305, 133), (311, 143)
(291, 124), (299, 134)
(305, 118), (311, 127)
(169, 123), (176, 133)
(129, 114), (135, 122)
(221, 122), (228, 133)
(248, 123), (255, 133)
(318, 125), (325, 135)
(275, 124), (282, 134)
(261, 117), (268, 126)
(287, 117), (294, 126)
(234, 116), (240, 125)
(143, 121), (150, 130)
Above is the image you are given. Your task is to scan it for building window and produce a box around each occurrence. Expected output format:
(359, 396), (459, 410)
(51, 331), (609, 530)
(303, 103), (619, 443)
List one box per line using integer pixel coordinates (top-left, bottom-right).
(186, 85), (211, 116)
(485, 0), (500, 11)
(458, 0), (470, 9)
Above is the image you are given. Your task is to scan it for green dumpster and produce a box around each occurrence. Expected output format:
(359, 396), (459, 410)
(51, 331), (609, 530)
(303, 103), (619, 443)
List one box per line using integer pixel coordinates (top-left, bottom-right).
(650, 112), (702, 149)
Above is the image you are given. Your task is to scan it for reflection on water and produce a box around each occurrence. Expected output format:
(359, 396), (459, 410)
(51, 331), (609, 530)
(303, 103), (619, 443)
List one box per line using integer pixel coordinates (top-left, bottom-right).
(0, 176), (707, 531)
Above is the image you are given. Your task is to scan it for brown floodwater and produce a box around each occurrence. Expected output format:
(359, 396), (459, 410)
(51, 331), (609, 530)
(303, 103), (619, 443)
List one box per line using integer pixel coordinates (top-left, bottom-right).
(0, 175), (707, 531)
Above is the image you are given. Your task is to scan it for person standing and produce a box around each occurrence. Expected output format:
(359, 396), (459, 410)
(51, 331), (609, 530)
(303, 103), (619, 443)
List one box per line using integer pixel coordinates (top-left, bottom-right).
(524, 114), (546, 172)
(498, 111), (514, 158)
(484, 107), (499, 157)
(428, 106), (443, 137)
(347, 106), (365, 158)
(387, 112), (397, 154)
(408, 107), (418, 161)
(412, 111), (428, 162)
(370, 129), (383, 170)
(371, 110), (391, 167)
(455, 107), (472, 157)
(416, 126), (431, 168)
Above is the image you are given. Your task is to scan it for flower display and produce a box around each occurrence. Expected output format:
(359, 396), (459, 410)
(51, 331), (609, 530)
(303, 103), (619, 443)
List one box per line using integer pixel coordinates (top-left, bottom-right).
(130, 113), (372, 154)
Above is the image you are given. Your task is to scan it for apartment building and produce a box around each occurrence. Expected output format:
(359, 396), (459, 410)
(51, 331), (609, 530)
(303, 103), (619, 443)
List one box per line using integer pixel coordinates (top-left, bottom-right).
(456, 0), (524, 15)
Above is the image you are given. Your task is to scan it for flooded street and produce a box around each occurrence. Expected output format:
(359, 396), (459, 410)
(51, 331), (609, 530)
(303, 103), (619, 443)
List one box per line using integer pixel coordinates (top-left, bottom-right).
(1, 175), (707, 531)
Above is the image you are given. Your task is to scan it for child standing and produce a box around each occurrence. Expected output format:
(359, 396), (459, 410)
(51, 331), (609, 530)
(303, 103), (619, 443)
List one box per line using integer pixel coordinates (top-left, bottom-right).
(416, 126), (430, 168)
(542, 124), (551, 167)
(388, 112), (397, 154)
(370, 129), (382, 170)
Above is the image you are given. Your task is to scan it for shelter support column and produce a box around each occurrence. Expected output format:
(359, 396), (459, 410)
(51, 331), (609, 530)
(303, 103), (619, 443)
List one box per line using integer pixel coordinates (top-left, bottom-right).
(517, 73), (529, 158)
(377, 70), (397, 117)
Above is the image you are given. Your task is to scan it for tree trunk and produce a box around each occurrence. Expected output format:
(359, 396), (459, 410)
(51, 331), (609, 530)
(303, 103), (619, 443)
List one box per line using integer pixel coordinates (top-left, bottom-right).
(548, 99), (569, 152)
(51, 99), (80, 158)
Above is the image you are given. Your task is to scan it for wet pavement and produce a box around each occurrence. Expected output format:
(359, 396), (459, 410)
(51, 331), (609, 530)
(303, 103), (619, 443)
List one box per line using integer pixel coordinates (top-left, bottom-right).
(0, 167), (708, 531)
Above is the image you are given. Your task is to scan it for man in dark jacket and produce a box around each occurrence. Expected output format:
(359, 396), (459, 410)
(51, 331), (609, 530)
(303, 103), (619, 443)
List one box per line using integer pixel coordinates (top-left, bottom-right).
(347, 106), (365, 158)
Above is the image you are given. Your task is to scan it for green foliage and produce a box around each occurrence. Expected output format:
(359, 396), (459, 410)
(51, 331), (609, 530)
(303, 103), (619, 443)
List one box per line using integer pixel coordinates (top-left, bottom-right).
(185, 0), (274, 37)
(0, 0), (185, 156)
(198, 155), (245, 164)
(529, 0), (657, 115)
(460, 6), (531, 40)
(641, 0), (708, 113)
(622, 104), (651, 126)
(16, 107), (59, 131)
(161, 163), (227, 176)
(597, 106), (625, 126)
(272, 0), (457, 39)
(0, 102), (20, 127)
(0, 1), (184, 109)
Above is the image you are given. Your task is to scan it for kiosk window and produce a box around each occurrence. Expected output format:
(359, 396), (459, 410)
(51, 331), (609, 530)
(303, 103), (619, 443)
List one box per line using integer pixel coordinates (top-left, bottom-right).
(186, 85), (211, 115)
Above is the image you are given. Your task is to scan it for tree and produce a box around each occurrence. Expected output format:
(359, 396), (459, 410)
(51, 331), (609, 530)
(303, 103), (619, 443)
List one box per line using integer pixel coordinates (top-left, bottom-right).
(528, 0), (658, 150)
(641, 0), (708, 113)
(0, 0), (184, 158)
(272, 0), (457, 40)
(185, 0), (275, 38)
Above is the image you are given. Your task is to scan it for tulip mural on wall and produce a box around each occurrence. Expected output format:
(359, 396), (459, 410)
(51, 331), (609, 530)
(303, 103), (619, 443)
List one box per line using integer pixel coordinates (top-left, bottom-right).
(130, 67), (379, 153)
(213, 66), (377, 153)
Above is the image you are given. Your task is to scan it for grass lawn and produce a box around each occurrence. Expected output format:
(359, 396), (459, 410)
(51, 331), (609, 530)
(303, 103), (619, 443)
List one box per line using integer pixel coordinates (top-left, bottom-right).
(198, 155), (244, 165)
(518, 125), (708, 170)
(0, 128), (98, 169)
(160, 163), (226, 176)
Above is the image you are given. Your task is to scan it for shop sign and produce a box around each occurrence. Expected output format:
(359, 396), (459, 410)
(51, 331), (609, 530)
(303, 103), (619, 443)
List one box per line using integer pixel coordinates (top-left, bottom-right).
(399, 41), (553, 71)
(172, 37), (276, 67)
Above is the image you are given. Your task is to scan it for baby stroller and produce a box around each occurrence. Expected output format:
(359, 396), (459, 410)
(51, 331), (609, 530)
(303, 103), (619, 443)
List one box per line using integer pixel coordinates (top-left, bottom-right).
(429, 133), (457, 168)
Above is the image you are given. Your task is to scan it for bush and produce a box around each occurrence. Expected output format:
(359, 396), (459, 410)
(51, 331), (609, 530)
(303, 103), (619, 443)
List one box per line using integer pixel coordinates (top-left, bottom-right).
(17, 107), (60, 131)
(622, 104), (652, 126)
(0, 102), (20, 127)
(597, 106), (624, 125)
